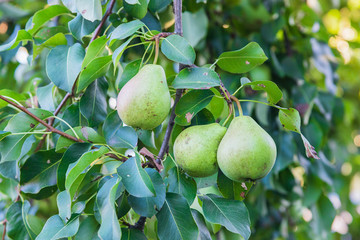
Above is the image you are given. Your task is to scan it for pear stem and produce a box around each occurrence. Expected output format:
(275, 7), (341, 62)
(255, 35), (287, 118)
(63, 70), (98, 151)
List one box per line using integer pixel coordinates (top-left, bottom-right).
(230, 95), (243, 116)
(153, 37), (159, 64)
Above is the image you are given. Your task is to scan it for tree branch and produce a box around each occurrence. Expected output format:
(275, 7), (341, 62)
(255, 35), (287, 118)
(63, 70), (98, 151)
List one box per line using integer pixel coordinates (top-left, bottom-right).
(0, 95), (83, 143)
(91, 0), (116, 42)
(1, 220), (6, 240)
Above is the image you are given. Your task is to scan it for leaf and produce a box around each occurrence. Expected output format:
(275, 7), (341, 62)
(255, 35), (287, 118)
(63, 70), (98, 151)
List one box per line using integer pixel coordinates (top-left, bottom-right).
(36, 83), (55, 111)
(123, 0), (148, 19)
(36, 214), (80, 240)
(148, 0), (172, 12)
(6, 201), (37, 240)
(107, 126), (138, 149)
(112, 36), (135, 68)
(20, 149), (63, 199)
(161, 35), (196, 65)
(65, 147), (108, 191)
(156, 192), (199, 240)
(46, 43), (85, 93)
(172, 67), (220, 89)
(33, 32), (67, 59)
(57, 143), (93, 191)
(110, 20), (145, 43)
(301, 134), (320, 159)
(121, 228), (147, 240)
(124, 0), (140, 4)
(0, 30), (32, 52)
(167, 167), (197, 205)
(82, 36), (108, 68)
(75, 216), (100, 240)
(217, 170), (252, 201)
(0, 109), (53, 161)
(57, 190), (71, 222)
(217, 42), (268, 74)
(117, 156), (155, 197)
(0, 131), (11, 141)
(117, 59), (142, 90)
(56, 127), (105, 151)
(103, 111), (123, 138)
(96, 177), (122, 240)
(68, 14), (100, 41)
(0, 89), (27, 108)
(278, 108), (301, 133)
(175, 90), (214, 126)
(191, 209), (212, 240)
(26, 5), (70, 35)
(76, 0), (102, 22)
(242, 80), (283, 104)
(79, 77), (108, 127)
(199, 194), (251, 239)
(60, 103), (88, 131)
(77, 55), (112, 92)
(128, 168), (166, 217)
(182, 9), (208, 47)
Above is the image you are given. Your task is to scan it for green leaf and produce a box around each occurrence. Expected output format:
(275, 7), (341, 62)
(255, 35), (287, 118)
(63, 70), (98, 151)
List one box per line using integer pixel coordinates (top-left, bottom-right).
(0, 131), (11, 141)
(123, 0), (148, 19)
(56, 127), (105, 151)
(76, 0), (102, 22)
(103, 111), (122, 138)
(112, 36), (135, 68)
(156, 192), (199, 240)
(161, 35), (196, 65)
(172, 67), (220, 89)
(0, 30), (32, 52)
(33, 32), (67, 59)
(217, 42), (268, 74)
(65, 146), (109, 191)
(96, 177), (122, 240)
(117, 156), (155, 197)
(36, 214), (80, 240)
(168, 167), (197, 205)
(217, 170), (252, 201)
(26, 5), (70, 35)
(148, 0), (172, 12)
(57, 190), (71, 222)
(57, 143), (92, 191)
(106, 126), (138, 149)
(110, 20), (145, 43)
(117, 59), (142, 90)
(77, 55), (112, 92)
(191, 209), (212, 240)
(175, 90), (214, 126)
(79, 77), (108, 127)
(82, 36), (108, 68)
(243, 80), (283, 104)
(182, 9), (208, 47)
(36, 83), (55, 111)
(6, 201), (37, 240)
(128, 168), (166, 217)
(0, 89), (27, 108)
(279, 108), (301, 133)
(60, 103), (88, 131)
(20, 149), (63, 199)
(199, 194), (251, 239)
(75, 216), (100, 240)
(46, 43), (85, 93)
(136, 129), (156, 149)
(121, 228), (147, 240)
(0, 109), (53, 161)
(68, 14), (100, 41)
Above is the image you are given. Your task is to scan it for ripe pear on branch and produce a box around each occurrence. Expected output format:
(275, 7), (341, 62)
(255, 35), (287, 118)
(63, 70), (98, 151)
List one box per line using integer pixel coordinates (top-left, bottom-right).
(174, 123), (227, 177)
(117, 64), (171, 130)
(217, 115), (277, 182)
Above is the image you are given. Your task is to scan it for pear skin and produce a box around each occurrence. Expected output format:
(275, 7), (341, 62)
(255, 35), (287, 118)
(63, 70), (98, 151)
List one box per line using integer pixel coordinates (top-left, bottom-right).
(117, 64), (171, 130)
(174, 123), (227, 177)
(217, 116), (277, 181)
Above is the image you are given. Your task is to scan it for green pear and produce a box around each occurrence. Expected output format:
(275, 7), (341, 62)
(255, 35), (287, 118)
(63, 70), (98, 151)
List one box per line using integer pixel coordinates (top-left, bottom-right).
(117, 64), (171, 130)
(174, 123), (227, 177)
(217, 116), (277, 181)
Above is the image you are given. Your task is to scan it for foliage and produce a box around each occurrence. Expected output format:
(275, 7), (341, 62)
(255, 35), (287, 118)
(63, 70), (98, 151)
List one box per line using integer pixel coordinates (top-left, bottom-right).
(0, 0), (359, 239)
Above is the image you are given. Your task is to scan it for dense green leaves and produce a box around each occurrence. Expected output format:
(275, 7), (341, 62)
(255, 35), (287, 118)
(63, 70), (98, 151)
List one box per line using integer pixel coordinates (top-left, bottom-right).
(56, 127), (105, 151)
(172, 67), (220, 89)
(200, 194), (251, 239)
(46, 44), (85, 93)
(68, 14), (99, 41)
(36, 214), (80, 240)
(117, 156), (156, 197)
(167, 167), (197, 205)
(217, 42), (268, 73)
(161, 35), (196, 65)
(157, 192), (199, 240)
(110, 20), (145, 43)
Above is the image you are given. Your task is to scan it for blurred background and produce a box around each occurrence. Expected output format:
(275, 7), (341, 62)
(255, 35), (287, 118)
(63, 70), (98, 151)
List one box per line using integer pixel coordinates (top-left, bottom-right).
(0, 0), (359, 239)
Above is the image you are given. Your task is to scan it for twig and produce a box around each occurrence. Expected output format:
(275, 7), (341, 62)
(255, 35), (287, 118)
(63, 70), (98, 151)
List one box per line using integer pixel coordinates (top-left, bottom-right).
(91, 0), (116, 42)
(1, 219), (6, 240)
(0, 95), (83, 143)
(230, 95), (243, 116)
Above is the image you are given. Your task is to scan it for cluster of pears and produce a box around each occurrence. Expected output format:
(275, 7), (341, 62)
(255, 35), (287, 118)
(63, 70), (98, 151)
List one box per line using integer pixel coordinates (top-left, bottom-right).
(117, 64), (171, 130)
(174, 116), (277, 182)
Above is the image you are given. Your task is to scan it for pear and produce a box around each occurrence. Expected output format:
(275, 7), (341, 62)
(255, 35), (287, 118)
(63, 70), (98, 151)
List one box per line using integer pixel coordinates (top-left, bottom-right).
(117, 64), (171, 130)
(174, 123), (227, 177)
(217, 116), (277, 181)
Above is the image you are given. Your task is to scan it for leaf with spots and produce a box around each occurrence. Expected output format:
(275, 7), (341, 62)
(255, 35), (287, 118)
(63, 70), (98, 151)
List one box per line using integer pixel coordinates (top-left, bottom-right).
(242, 80), (282, 104)
(172, 67), (220, 89)
(217, 42), (268, 74)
